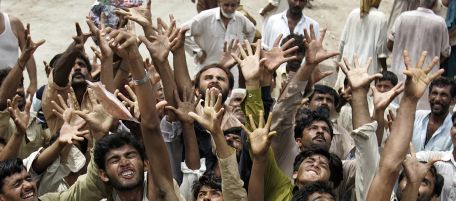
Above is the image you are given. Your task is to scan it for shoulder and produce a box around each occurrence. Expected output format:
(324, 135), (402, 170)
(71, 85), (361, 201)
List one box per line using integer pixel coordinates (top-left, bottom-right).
(304, 15), (319, 26)
(193, 8), (217, 21)
(267, 12), (283, 23)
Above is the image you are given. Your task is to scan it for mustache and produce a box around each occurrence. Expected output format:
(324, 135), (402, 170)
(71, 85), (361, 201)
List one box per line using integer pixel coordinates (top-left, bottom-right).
(72, 72), (85, 78)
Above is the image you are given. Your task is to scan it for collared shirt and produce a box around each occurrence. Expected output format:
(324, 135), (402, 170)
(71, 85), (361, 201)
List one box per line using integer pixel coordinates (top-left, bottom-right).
(0, 109), (51, 159)
(412, 110), (453, 152)
(183, 7), (256, 68)
(416, 150), (456, 201)
(42, 72), (93, 135)
(335, 7), (388, 90)
(261, 9), (319, 50)
(389, 7), (450, 109)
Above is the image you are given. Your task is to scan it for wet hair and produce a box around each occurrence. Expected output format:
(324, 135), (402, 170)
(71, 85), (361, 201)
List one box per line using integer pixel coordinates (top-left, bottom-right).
(294, 108), (333, 139)
(398, 162), (444, 197)
(293, 145), (343, 188)
(194, 64), (234, 90)
(192, 173), (222, 199)
(309, 84), (340, 107)
(292, 181), (335, 201)
(375, 70), (398, 86)
(0, 159), (26, 193)
(94, 131), (146, 171)
(429, 77), (456, 98)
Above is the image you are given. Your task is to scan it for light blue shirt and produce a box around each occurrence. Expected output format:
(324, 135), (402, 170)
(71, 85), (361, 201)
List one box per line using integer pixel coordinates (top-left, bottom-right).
(412, 110), (453, 152)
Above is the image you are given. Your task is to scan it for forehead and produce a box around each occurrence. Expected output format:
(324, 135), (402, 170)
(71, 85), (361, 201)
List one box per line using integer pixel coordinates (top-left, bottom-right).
(308, 120), (330, 128)
(304, 154), (329, 163)
(219, 0), (238, 4)
(307, 192), (335, 201)
(200, 68), (229, 79)
(200, 185), (220, 193)
(312, 92), (335, 101)
(430, 85), (452, 94)
(105, 145), (139, 159)
(2, 168), (29, 185)
(376, 80), (393, 86)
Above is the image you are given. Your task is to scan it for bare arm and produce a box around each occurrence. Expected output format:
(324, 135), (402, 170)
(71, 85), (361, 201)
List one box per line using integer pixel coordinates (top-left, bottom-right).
(171, 28), (193, 97)
(366, 51), (443, 201)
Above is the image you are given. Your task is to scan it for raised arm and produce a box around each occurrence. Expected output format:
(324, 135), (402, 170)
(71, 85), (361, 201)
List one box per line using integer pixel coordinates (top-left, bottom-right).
(109, 29), (177, 199)
(170, 26), (193, 97)
(0, 96), (31, 160)
(0, 25), (44, 110)
(366, 51), (443, 201)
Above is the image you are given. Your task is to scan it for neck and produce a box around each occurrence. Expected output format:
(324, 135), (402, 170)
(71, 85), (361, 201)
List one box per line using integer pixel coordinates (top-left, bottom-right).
(220, 12), (232, 25)
(287, 10), (302, 20)
(116, 186), (144, 201)
(72, 85), (87, 106)
(429, 111), (449, 123)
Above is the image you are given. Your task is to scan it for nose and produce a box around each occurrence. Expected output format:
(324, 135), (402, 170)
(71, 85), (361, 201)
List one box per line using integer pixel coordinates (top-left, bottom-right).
(22, 180), (34, 190)
(119, 158), (131, 167)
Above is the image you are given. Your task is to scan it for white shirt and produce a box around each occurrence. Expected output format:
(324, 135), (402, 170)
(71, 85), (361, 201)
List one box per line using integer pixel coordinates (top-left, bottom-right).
(261, 10), (319, 50)
(412, 110), (453, 152)
(335, 8), (388, 90)
(183, 7), (256, 68)
(416, 150), (456, 201)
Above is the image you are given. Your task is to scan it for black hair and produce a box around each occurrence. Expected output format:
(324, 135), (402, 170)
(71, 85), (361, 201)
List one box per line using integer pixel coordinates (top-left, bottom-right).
(294, 108), (333, 139)
(94, 131), (146, 171)
(192, 173), (222, 199)
(292, 181), (335, 201)
(50, 51), (92, 72)
(293, 145), (343, 188)
(194, 64), (234, 90)
(0, 159), (26, 193)
(281, 34), (306, 54)
(0, 68), (12, 87)
(398, 162), (444, 197)
(429, 77), (456, 98)
(375, 70), (398, 86)
(452, 112), (456, 122)
(309, 84), (340, 107)
(0, 138), (6, 147)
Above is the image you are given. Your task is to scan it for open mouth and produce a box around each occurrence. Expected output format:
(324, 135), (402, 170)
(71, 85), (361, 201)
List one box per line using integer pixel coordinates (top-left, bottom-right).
(313, 136), (326, 143)
(21, 190), (35, 200)
(119, 169), (135, 179)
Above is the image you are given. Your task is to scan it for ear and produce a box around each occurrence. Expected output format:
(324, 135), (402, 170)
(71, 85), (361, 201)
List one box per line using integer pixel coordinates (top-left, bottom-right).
(144, 160), (150, 172)
(292, 171), (298, 180)
(295, 138), (302, 149)
(99, 169), (110, 183)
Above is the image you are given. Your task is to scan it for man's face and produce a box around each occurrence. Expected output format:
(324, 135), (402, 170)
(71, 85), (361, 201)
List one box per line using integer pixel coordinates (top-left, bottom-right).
(309, 93), (336, 116)
(375, 80), (394, 93)
(428, 86), (453, 116)
(228, 91), (246, 123)
(287, 0), (307, 15)
(307, 192), (335, 201)
(399, 171), (436, 201)
(286, 49), (305, 72)
(100, 145), (145, 191)
(196, 185), (223, 201)
(219, 0), (238, 18)
(70, 58), (91, 86)
(197, 68), (230, 102)
(297, 121), (332, 150)
(296, 154), (331, 188)
(0, 169), (38, 201)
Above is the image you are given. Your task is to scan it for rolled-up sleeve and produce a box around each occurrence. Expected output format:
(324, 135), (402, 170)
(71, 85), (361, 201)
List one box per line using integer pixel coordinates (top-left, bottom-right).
(219, 151), (247, 201)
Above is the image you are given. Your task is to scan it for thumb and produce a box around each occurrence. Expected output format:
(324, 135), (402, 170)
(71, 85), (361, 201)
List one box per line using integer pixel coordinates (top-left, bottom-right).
(155, 100), (168, 110)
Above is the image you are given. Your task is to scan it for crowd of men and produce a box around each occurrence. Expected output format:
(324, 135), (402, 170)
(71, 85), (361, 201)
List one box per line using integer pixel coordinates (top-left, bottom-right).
(0, 0), (455, 200)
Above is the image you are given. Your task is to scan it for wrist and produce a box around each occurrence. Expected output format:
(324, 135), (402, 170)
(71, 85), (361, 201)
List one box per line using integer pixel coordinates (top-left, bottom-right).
(245, 79), (260, 90)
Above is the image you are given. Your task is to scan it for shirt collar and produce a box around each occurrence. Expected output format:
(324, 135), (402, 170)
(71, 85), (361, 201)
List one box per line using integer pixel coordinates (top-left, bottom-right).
(417, 7), (435, 14)
(280, 9), (306, 28)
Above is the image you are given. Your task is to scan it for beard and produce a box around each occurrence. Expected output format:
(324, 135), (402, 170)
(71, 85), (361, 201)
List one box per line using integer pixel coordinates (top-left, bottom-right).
(71, 72), (88, 87)
(199, 87), (230, 103)
(289, 6), (303, 16)
(107, 171), (144, 192)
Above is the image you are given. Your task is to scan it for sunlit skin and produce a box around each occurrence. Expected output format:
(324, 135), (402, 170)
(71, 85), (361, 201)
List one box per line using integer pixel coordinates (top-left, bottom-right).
(398, 171), (436, 201)
(296, 154), (331, 189)
(196, 186), (223, 201)
(428, 86), (453, 116)
(375, 80), (394, 93)
(197, 68), (230, 102)
(0, 169), (38, 201)
(309, 93), (337, 119)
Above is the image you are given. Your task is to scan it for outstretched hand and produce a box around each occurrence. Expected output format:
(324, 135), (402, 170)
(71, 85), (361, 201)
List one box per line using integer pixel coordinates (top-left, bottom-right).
(166, 87), (200, 124)
(402, 143), (441, 184)
(116, 85), (140, 120)
(402, 50), (443, 101)
(262, 33), (298, 72)
(188, 88), (224, 135)
(115, 0), (152, 27)
(219, 39), (239, 69)
(19, 24), (45, 69)
(303, 25), (339, 66)
(139, 16), (179, 62)
(73, 22), (92, 51)
(241, 111), (276, 158)
(87, 13), (113, 60)
(371, 83), (404, 111)
(337, 55), (382, 91)
(7, 95), (32, 135)
(231, 39), (266, 84)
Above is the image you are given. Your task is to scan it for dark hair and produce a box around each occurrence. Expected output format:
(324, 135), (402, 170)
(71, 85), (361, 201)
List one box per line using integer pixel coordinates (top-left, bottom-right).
(194, 64), (234, 90)
(0, 138), (6, 146)
(0, 68), (12, 87)
(0, 159), (26, 193)
(294, 109), (333, 139)
(292, 181), (335, 201)
(192, 173), (222, 199)
(310, 84), (340, 107)
(94, 132), (146, 171)
(375, 70), (398, 86)
(398, 162), (444, 197)
(281, 34), (306, 55)
(452, 112), (456, 122)
(50, 51), (92, 72)
(429, 77), (456, 97)
(293, 145), (343, 188)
